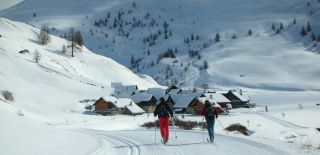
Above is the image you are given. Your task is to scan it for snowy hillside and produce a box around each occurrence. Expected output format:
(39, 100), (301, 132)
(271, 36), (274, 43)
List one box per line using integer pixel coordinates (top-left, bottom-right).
(1, 0), (320, 89)
(0, 17), (161, 154)
(1, 1), (320, 155)
(0, 16), (161, 120)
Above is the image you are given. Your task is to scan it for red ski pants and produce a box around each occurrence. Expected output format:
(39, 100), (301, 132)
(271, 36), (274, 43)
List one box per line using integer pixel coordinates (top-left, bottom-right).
(159, 117), (170, 141)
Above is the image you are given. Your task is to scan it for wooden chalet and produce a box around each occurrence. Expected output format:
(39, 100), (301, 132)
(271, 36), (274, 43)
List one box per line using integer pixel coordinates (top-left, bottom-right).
(223, 90), (249, 108)
(170, 94), (196, 114)
(93, 96), (144, 116)
(131, 94), (157, 113)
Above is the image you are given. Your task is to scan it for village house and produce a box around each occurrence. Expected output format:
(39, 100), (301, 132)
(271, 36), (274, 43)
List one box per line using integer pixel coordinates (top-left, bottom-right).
(93, 96), (144, 116)
(204, 92), (231, 108)
(191, 96), (224, 115)
(130, 94), (157, 113)
(170, 94), (196, 114)
(223, 90), (250, 108)
(111, 82), (139, 98)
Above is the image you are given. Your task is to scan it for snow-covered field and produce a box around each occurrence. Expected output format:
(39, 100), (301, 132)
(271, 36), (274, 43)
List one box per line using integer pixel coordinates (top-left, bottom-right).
(1, 0), (320, 154)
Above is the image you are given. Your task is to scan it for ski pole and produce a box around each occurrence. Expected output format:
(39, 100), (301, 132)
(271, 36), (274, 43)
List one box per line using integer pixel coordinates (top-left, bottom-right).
(216, 118), (228, 135)
(216, 118), (225, 129)
(154, 116), (157, 144)
(172, 116), (178, 139)
(202, 117), (205, 143)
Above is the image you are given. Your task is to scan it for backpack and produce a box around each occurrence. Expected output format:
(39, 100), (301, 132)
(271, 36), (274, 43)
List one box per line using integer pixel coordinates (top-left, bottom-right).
(205, 106), (215, 118)
(158, 104), (168, 117)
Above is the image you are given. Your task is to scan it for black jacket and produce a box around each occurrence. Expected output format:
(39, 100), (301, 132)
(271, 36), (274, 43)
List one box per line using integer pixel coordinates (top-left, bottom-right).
(154, 101), (173, 118)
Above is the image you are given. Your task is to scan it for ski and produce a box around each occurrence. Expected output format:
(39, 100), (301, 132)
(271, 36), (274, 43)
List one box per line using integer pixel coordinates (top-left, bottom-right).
(161, 138), (167, 145)
(207, 138), (216, 144)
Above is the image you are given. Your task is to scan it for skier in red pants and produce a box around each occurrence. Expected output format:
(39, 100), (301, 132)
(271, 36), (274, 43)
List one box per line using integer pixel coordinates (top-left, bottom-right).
(154, 97), (173, 144)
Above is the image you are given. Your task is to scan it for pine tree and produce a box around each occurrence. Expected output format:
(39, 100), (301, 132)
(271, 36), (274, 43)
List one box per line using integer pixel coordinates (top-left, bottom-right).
(317, 34), (320, 42)
(203, 60), (209, 70)
(196, 35), (200, 40)
(279, 23), (283, 30)
(130, 55), (135, 68)
(293, 17), (297, 24)
(271, 24), (276, 31)
(307, 22), (311, 32)
(311, 33), (316, 41)
(191, 34), (194, 41)
(248, 29), (252, 36)
(215, 33), (220, 42)
(300, 26), (307, 37)
(232, 34), (237, 39)
(74, 31), (84, 46)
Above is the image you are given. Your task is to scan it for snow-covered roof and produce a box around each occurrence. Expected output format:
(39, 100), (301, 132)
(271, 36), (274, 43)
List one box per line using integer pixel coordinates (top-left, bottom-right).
(113, 85), (138, 93)
(100, 96), (145, 113)
(204, 93), (230, 103)
(131, 94), (153, 103)
(125, 103), (145, 114)
(111, 82), (123, 88)
(231, 91), (249, 102)
(197, 97), (221, 108)
(171, 95), (195, 108)
(112, 91), (134, 98)
(167, 88), (182, 95)
(180, 89), (204, 98)
(147, 88), (166, 100)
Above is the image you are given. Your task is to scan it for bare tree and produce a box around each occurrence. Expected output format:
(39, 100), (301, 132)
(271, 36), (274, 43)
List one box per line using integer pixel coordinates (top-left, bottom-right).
(74, 30), (84, 46)
(62, 44), (67, 53)
(39, 27), (50, 45)
(68, 28), (75, 57)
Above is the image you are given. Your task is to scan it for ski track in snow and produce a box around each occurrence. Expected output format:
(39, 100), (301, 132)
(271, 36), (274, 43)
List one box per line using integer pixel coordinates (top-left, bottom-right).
(82, 129), (290, 155)
(258, 113), (307, 129)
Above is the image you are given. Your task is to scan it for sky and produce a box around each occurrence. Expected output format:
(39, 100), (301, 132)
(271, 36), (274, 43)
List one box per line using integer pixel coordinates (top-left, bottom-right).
(0, 0), (23, 10)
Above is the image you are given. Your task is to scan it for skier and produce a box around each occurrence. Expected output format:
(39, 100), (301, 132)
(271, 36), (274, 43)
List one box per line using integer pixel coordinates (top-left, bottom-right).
(154, 97), (173, 144)
(199, 100), (219, 143)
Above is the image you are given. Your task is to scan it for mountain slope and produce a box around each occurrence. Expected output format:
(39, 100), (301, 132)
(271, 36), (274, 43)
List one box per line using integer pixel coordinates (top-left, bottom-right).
(1, 0), (320, 89)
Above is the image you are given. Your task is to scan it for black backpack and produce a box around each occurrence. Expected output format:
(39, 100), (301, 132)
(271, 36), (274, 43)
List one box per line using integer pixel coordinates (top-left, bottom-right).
(205, 106), (215, 118)
(158, 104), (168, 117)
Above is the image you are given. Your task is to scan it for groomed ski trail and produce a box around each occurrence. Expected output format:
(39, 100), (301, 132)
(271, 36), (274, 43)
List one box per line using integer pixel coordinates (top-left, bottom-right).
(82, 129), (290, 155)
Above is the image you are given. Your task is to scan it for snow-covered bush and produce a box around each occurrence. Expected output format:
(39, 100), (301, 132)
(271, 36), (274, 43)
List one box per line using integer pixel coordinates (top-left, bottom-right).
(298, 104), (304, 110)
(34, 50), (41, 63)
(85, 105), (93, 110)
(141, 118), (205, 130)
(1, 90), (14, 101)
(225, 123), (251, 136)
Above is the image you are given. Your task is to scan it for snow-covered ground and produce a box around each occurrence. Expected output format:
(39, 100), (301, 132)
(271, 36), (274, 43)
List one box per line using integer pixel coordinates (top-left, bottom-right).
(1, 0), (320, 154)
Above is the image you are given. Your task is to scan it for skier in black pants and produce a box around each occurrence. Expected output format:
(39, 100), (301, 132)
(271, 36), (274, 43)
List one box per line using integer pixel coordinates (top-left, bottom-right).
(199, 100), (219, 143)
